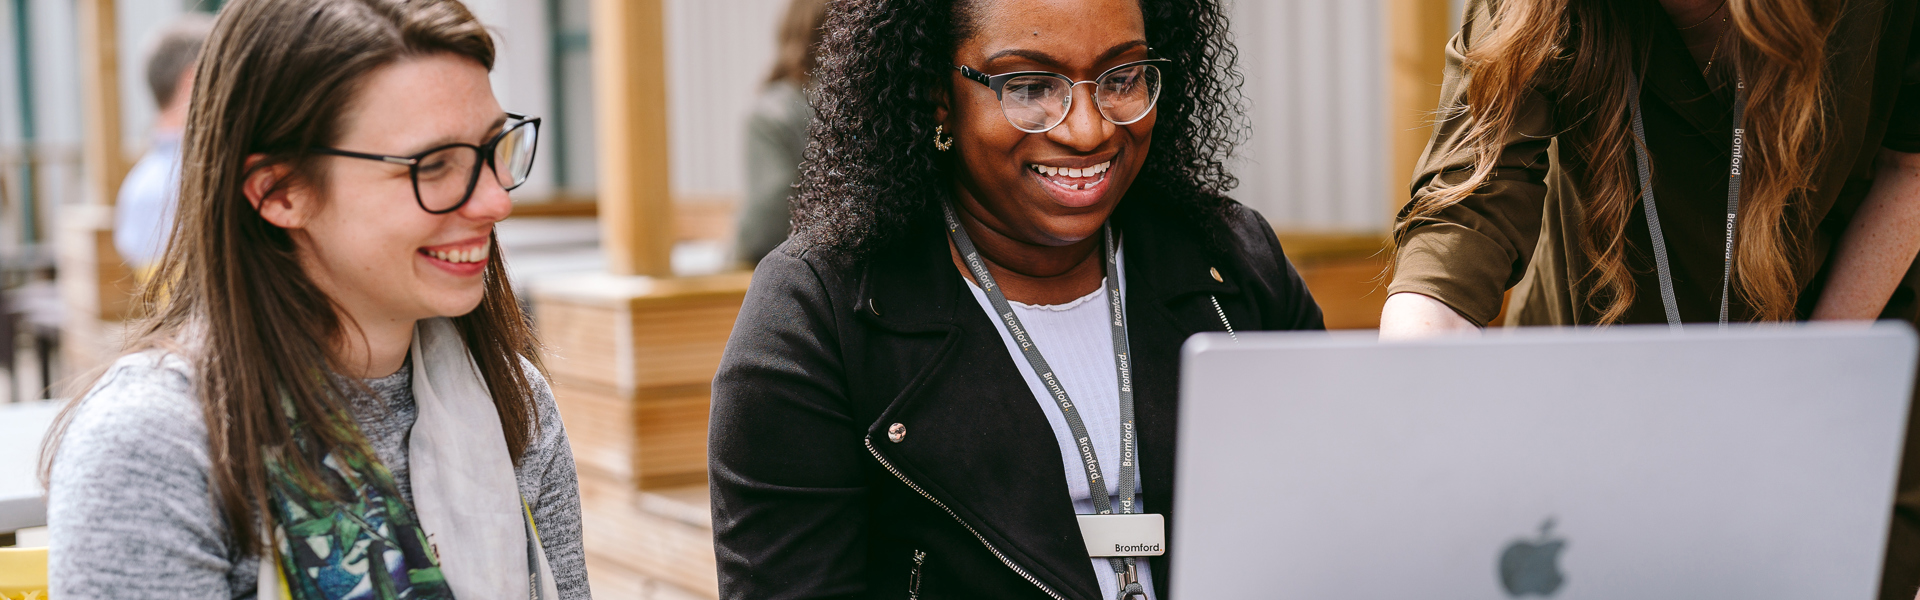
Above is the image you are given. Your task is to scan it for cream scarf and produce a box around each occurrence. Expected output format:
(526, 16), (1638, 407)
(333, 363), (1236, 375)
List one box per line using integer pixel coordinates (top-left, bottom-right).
(258, 318), (559, 599)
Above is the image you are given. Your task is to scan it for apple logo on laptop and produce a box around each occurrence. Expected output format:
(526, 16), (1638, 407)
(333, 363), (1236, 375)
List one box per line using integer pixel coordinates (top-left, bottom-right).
(1498, 518), (1566, 597)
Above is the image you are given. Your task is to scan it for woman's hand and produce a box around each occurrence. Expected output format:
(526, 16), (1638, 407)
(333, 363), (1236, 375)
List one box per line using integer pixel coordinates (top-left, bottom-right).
(1812, 149), (1920, 321)
(1379, 292), (1480, 339)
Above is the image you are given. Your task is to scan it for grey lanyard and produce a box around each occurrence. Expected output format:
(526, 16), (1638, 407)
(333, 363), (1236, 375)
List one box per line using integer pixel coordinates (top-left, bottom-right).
(1627, 65), (1748, 329)
(941, 202), (1147, 600)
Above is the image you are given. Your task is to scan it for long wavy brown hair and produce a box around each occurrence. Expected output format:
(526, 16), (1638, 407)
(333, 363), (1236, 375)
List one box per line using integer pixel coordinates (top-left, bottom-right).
(41, 0), (543, 555)
(1396, 0), (1837, 323)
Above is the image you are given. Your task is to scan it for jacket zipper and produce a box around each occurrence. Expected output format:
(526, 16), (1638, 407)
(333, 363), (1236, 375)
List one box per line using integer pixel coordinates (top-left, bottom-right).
(909, 549), (927, 600)
(865, 437), (1068, 600)
(1209, 295), (1239, 342)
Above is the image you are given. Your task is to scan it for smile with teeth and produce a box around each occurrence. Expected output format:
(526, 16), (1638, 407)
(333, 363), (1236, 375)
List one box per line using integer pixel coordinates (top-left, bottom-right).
(1029, 160), (1112, 191)
(422, 243), (490, 264)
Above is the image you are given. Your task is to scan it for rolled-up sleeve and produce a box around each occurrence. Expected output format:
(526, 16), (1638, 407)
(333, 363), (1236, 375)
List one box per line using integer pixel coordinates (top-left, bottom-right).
(1388, 0), (1557, 326)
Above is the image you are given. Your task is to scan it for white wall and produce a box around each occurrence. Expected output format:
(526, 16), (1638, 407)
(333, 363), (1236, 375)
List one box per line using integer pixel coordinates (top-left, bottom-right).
(646, 0), (1394, 232)
(664, 0), (787, 199)
(465, 0), (559, 198)
(1227, 0), (1389, 233)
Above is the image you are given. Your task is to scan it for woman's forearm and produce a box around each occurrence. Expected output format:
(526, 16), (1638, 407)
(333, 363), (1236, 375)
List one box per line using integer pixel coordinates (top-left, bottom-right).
(1812, 149), (1920, 321)
(1379, 292), (1480, 339)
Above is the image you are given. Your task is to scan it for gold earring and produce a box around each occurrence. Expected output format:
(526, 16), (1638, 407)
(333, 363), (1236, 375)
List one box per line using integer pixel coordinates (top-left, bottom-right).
(933, 125), (954, 152)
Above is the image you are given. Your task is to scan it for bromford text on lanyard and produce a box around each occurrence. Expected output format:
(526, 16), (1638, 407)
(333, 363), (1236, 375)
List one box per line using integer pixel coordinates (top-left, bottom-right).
(1627, 63), (1747, 329)
(941, 202), (1160, 600)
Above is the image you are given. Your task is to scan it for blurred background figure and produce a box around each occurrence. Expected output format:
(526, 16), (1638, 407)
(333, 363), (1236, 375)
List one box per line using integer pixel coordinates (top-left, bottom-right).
(732, 0), (826, 267)
(113, 14), (212, 274)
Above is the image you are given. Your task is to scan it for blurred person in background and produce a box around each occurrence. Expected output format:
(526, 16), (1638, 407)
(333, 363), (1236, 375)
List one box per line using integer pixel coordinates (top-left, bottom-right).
(708, 0), (1322, 597)
(1379, 0), (1918, 597)
(42, 0), (588, 598)
(114, 14), (213, 273)
(733, 0), (828, 267)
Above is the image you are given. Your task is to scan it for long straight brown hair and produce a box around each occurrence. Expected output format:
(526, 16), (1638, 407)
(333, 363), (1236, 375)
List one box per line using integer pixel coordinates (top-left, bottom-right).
(1396, 0), (1837, 324)
(41, 0), (543, 555)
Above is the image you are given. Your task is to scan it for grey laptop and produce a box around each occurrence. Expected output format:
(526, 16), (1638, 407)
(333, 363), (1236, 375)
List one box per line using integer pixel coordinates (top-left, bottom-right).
(1173, 324), (1915, 599)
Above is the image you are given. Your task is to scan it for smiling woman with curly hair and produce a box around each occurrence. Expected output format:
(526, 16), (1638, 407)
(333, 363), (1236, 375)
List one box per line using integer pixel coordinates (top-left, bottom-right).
(708, 0), (1322, 597)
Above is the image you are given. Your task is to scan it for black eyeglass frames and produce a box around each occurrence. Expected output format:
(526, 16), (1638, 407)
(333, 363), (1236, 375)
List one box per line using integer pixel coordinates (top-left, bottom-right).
(955, 58), (1170, 133)
(312, 113), (541, 214)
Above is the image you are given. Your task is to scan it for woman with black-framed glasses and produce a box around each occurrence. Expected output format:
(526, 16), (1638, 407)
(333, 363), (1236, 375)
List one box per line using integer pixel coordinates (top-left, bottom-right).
(313, 114), (540, 214)
(44, 1), (588, 598)
(708, 0), (1321, 598)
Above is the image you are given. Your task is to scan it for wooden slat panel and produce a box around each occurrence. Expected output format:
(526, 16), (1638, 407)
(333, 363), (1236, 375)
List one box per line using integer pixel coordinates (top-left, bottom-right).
(537, 301), (625, 391)
(547, 380), (712, 490)
(579, 477), (719, 598)
(629, 298), (743, 388)
(583, 553), (711, 600)
(505, 194), (740, 244)
(534, 273), (746, 489)
(535, 272), (752, 309)
(633, 390), (711, 489)
(535, 272), (739, 589)
(551, 380), (633, 483)
(669, 196), (738, 242)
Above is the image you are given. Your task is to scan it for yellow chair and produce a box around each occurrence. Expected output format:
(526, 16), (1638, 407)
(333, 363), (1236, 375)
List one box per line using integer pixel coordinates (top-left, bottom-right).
(0, 547), (48, 599)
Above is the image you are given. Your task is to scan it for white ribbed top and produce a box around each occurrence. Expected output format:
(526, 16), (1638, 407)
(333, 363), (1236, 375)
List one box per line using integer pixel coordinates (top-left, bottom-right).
(963, 247), (1158, 600)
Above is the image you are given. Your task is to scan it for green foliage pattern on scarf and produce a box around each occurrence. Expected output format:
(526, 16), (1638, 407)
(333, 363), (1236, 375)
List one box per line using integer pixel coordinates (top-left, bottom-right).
(265, 404), (454, 600)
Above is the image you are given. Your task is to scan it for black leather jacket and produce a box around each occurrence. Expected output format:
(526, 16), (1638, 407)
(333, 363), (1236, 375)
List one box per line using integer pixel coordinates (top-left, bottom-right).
(709, 200), (1324, 599)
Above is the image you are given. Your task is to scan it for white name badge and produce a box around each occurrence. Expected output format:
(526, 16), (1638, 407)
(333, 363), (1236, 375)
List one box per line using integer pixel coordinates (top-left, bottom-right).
(1077, 514), (1166, 558)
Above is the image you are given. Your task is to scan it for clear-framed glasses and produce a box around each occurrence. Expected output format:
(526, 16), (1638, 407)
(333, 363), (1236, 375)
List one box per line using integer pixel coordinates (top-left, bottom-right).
(955, 58), (1170, 133)
(312, 113), (541, 214)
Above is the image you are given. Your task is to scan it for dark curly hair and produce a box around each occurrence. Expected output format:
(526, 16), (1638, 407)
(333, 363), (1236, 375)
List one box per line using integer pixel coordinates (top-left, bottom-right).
(790, 0), (1248, 259)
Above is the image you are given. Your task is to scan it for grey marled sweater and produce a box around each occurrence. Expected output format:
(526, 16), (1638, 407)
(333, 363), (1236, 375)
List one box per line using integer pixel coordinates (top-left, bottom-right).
(46, 351), (590, 599)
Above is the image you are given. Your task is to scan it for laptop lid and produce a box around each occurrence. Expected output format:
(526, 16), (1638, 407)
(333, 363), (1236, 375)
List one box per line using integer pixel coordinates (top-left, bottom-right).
(1172, 324), (1915, 599)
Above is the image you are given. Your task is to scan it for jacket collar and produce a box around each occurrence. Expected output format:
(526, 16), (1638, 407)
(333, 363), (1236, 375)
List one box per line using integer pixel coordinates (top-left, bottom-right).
(852, 215), (963, 332)
(1112, 205), (1240, 342)
(854, 207), (1241, 333)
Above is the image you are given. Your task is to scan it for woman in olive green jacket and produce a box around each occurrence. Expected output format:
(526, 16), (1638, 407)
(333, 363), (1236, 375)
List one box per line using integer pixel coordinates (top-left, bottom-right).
(1381, 1), (1919, 598)
(1384, 0), (1918, 332)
